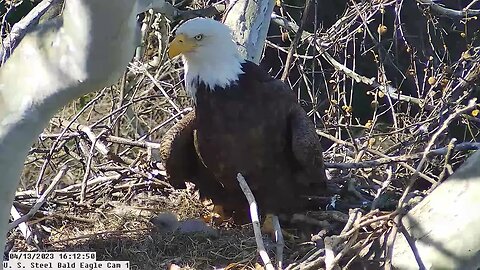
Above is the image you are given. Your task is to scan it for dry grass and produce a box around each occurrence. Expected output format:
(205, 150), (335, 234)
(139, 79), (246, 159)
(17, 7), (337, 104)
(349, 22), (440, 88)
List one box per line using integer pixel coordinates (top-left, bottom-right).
(10, 186), (337, 269)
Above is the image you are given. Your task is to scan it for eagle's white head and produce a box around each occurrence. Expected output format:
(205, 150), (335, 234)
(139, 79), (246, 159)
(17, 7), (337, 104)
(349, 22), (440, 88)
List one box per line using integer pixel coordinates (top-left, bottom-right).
(168, 18), (245, 97)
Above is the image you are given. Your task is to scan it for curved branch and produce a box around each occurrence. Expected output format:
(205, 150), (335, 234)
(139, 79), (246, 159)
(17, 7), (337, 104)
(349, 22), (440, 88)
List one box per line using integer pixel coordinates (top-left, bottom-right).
(416, 0), (480, 18)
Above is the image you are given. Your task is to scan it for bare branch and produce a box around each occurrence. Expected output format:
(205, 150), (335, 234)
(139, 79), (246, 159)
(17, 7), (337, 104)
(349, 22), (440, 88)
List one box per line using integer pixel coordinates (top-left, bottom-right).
(236, 173), (274, 270)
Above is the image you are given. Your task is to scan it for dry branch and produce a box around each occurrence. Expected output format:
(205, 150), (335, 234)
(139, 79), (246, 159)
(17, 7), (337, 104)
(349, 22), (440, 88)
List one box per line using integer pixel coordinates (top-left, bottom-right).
(2, 0), (480, 268)
(415, 0), (480, 18)
(236, 173), (274, 270)
(9, 165), (68, 231)
(272, 215), (284, 269)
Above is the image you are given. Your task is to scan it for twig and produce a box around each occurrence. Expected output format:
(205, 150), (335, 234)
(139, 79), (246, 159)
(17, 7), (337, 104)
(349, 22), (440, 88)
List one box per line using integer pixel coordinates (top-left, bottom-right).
(35, 90), (106, 195)
(140, 64), (181, 113)
(317, 130), (437, 184)
(9, 206), (32, 243)
(465, 0), (480, 11)
(449, 60), (480, 100)
(340, 209), (362, 235)
(105, 136), (161, 149)
(285, 249), (324, 270)
(340, 210), (399, 239)
(138, 107), (193, 141)
(270, 13), (310, 41)
(80, 131), (104, 203)
(384, 215), (401, 270)
(280, 0), (312, 81)
(236, 173), (274, 270)
(173, 2), (226, 20)
(324, 236), (341, 270)
(325, 141), (480, 169)
(398, 225), (427, 270)
(272, 215), (284, 269)
(50, 118), (110, 157)
(47, 227), (150, 245)
(272, 11), (431, 109)
(398, 99), (478, 206)
(416, 0), (480, 18)
(371, 167), (393, 210)
(9, 165), (68, 230)
(16, 174), (122, 198)
(437, 138), (457, 183)
(321, 52), (428, 108)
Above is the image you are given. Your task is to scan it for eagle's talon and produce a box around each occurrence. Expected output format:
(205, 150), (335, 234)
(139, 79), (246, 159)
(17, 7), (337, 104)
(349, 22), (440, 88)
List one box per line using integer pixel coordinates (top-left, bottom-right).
(202, 204), (233, 225)
(262, 214), (296, 242)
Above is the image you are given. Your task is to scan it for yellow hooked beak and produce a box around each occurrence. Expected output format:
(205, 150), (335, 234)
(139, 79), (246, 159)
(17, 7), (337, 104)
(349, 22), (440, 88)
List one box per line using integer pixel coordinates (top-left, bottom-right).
(168, 34), (198, 58)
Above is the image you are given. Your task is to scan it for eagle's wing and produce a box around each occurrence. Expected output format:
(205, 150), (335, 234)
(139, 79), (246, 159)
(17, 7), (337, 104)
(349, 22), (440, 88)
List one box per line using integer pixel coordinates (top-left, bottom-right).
(160, 110), (197, 188)
(258, 77), (327, 187)
(160, 110), (234, 215)
(160, 110), (224, 198)
(288, 99), (328, 188)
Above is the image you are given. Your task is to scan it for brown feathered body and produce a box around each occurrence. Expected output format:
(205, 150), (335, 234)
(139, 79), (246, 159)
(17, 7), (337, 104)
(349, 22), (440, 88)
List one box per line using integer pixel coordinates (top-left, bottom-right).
(161, 61), (327, 221)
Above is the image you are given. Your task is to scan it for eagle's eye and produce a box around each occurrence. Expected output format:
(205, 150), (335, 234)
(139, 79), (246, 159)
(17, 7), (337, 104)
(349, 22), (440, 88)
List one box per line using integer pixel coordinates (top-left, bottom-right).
(194, 34), (203, 41)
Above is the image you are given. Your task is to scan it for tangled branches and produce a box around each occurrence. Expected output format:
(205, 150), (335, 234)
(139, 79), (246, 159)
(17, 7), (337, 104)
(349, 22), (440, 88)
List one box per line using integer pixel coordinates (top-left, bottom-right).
(1, 0), (480, 268)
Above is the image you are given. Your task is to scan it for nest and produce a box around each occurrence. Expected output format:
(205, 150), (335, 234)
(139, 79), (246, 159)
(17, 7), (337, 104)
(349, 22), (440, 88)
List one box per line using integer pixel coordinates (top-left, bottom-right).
(2, 0), (480, 269)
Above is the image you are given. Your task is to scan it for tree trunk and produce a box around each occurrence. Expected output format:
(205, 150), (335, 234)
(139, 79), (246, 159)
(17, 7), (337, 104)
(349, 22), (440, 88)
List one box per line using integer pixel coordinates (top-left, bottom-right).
(223, 0), (275, 64)
(392, 150), (480, 269)
(0, 0), (174, 256)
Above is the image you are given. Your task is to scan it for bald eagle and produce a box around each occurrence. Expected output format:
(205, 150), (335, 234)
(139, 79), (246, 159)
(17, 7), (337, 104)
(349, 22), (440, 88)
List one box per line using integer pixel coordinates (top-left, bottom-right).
(160, 18), (327, 223)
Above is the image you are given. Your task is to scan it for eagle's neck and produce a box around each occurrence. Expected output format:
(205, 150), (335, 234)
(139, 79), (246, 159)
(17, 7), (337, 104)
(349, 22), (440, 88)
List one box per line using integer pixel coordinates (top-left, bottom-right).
(183, 54), (245, 99)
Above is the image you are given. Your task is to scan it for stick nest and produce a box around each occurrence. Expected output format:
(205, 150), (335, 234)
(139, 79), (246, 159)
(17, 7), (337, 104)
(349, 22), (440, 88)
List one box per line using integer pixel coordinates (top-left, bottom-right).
(2, 0), (480, 269)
